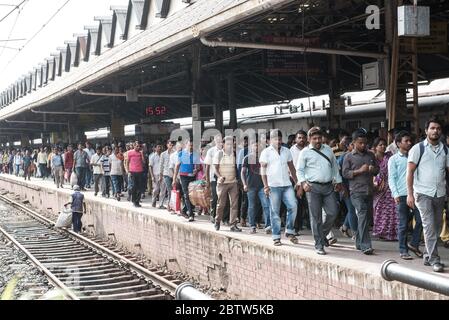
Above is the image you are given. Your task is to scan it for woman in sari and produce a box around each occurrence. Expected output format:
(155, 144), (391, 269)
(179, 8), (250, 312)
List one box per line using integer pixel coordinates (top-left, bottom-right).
(373, 137), (398, 240)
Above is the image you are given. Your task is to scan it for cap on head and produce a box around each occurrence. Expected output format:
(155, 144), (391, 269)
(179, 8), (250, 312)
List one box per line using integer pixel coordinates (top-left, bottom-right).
(73, 185), (80, 191)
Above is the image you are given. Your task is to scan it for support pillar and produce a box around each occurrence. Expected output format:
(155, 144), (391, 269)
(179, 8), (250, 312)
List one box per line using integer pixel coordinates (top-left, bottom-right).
(228, 73), (237, 130)
(214, 76), (224, 135)
(328, 55), (341, 129)
(20, 135), (30, 147)
(191, 43), (203, 147)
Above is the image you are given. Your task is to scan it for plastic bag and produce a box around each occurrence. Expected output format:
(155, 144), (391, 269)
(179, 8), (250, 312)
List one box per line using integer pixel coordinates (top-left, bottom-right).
(55, 207), (73, 228)
(70, 171), (78, 187)
(169, 187), (181, 212)
(188, 180), (210, 209)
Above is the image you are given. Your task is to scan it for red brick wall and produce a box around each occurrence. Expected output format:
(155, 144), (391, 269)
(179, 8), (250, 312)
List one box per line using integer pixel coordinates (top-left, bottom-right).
(0, 176), (446, 300)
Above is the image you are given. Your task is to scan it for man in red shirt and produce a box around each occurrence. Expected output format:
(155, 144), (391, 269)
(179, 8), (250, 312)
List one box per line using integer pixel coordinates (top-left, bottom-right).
(64, 145), (74, 184)
(126, 141), (145, 207)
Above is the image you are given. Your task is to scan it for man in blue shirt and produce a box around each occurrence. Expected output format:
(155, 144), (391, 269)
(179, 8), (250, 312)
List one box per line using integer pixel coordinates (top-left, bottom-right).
(297, 127), (342, 255)
(388, 131), (423, 260)
(174, 139), (201, 222)
(407, 117), (449, 273)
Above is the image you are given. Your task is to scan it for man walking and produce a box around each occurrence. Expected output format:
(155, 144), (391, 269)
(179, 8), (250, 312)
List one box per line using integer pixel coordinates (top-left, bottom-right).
(73, 143), (90, 190)
(91, 147), (104, 196)
(66, 185), (86, 234)
(407, 117), (448, 272)
(126, 141), (145, 208)
(205, 134), (223, 223)
(242, 139), (271, 234)
(297, 127), (343, 255)
(260, 130), (299, 246)
(159, 140), (175, 210)
(213, 136), (241, 232)
(342, 130), (379, 255)
(388, 131), (423, 260)
(149, 144), (163, 208)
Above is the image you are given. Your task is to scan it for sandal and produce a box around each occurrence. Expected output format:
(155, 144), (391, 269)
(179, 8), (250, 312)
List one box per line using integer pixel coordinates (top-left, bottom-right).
(444, 240), (449, 249)
(273, 239), (282, 246)
(407, 244), (423, 258)
(286, 234), (299, 244)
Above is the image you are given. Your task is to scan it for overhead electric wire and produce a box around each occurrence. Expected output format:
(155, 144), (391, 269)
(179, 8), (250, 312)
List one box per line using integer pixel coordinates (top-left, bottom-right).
(0, 0), (72, 76)
(0, 3), (25, 59)
(0, 0), (26, 24)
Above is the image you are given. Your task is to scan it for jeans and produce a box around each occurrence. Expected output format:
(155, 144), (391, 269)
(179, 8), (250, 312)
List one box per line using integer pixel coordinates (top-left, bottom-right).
(239, 190), (248, 221)
(210, 180), (218, 218)
(15, 164), (20, 176)
(85, 167), (93, 187)
(151, 174), (162, 206)
(247, 188), (271, 228)
(414, 193), (445, 265)
(38, 163), (47, 178)
(342, 196), (358, 232)
(160, 176), (173, 206)
(93, 174), (103, 195)
(75, 167), (87, 189)
(351, 193), (373, 251)
(180, 175), (195, 217)
(397, 196), (422, 254)
(111, 175), (123, 195)
(305, 183), (339, 250)
(269, 186), (297, 240)
(72, 212), (83, 233)
(130, 172), (144, 205)
(102, 175), (111, 196)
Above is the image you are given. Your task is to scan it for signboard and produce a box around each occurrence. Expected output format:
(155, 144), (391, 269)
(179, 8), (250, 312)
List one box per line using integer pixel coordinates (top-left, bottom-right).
(264, 51), (320, 76)
(136, 122), (180, 136)
(262, 36), (321, 76)
(402, 21), (448, 53)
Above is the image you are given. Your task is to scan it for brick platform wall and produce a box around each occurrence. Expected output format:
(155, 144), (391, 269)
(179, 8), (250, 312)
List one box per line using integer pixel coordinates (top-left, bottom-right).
(0, 176), (446, 300)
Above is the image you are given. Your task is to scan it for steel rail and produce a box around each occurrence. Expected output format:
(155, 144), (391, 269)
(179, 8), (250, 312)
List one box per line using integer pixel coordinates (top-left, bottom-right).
(0, 194), (178, 294)
(0, 224), (79, 300)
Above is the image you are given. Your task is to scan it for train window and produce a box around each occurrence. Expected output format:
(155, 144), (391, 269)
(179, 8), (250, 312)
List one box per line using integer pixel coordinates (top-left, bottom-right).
(346, 121), (361, 131)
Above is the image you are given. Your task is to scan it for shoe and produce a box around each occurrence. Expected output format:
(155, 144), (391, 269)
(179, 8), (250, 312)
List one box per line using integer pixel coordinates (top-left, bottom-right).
(265, 227), (272, 235)
(188, 216), (195, 222)
(152, 204), (156, 208)
(273, 239), (282, 246)
(249, 227), (256, 234)
(94, 193), (98, 196)
(327, 237), (337, 246)
(127, 195), (131, 202)
(230, 225), (242, 232)
(134, 203), (142, 208)
(240, 219), (247, 227)
(407, 244), (423, 258)
(433, 263), (444, 273)
(316, 248), (326, 255)
(215, 223), (220, 231)
(286, 233), (299, 244)
(400, 253), (413, 260)
(210, 216), (215, 224)
(141, 195), (145, 199)
(340, 226), (351, 238)
(159, 206), (167, 210)
(362, 248), (374, 255)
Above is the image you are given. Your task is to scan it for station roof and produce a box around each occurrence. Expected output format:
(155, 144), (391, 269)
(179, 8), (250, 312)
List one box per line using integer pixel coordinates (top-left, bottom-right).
(1, 0), (449, 139)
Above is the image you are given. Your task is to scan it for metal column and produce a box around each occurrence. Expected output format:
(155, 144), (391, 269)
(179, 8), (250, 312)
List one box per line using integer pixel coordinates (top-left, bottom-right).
(228, 73), (237, 130)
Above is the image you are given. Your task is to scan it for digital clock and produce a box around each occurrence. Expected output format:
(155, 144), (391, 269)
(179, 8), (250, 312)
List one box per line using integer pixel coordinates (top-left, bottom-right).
(145, 106), (168, 117)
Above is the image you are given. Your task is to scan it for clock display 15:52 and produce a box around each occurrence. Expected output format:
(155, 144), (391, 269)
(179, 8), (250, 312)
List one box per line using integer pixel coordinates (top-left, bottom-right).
(145, 106), (167, 116)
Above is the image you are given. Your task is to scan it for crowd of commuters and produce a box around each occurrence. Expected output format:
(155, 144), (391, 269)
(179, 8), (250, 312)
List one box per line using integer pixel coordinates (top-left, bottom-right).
(2, 116), (449, 273)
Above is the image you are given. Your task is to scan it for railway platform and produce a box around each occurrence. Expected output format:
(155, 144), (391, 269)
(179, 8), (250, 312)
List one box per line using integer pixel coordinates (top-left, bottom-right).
(0, 174), (448, 300)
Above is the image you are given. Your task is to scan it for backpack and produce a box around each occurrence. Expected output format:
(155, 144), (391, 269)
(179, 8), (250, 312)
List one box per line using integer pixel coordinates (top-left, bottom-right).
(416, 142), (449, 194)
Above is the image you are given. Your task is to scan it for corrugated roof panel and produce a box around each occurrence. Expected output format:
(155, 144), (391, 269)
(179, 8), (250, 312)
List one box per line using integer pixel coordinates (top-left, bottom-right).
(155, 0), (171, 18)
(75, 36), (88, 66)
(47, 58), (55, 81)
(132, 0), (145, 23)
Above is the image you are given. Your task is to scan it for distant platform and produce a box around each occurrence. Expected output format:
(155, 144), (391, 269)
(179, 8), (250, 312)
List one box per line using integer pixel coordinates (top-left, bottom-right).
(0, 174), (448, 300)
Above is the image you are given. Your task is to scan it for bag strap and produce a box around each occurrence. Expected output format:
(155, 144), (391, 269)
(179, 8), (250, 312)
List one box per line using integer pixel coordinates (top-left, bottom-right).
(311, 148), (332, 167)
(416, 142), (425, 168)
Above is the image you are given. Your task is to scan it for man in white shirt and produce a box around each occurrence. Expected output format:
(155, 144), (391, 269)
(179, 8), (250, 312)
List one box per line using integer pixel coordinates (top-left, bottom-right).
(260, 130), (299, 246)
(290, 130), (308, 234)
(204, 134), (223, 223)
(290, 130), (308, 167)
(159, 140), (175, 210)
(90, 146), (104, 196)
(149, 144), (163, 208)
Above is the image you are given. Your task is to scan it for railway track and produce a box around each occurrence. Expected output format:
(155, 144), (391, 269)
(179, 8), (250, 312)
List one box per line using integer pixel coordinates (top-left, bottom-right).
(0, 194), (183, 300)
